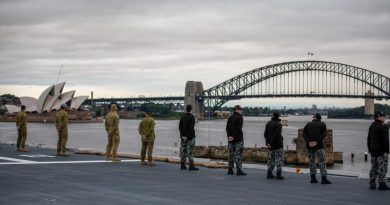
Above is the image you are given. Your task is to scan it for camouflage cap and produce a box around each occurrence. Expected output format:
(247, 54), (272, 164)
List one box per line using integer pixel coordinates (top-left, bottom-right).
(60, 104), (67, 109)
(111, 104), (118, 111)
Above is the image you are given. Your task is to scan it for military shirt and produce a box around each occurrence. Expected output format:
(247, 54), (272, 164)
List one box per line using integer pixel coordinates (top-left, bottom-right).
(55, 110), (68, 130)
(16, 111), (27, 129)
(138, 117), (155, 142)
(105, 111), (120, 134)
(226, 111), (244, 143)
(367, 119), (389, 157)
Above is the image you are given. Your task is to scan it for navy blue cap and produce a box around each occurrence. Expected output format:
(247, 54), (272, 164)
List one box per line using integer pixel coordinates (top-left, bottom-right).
(374, 111), (386, 118)
(313, 113), (322, 119)
(234, 105), (242, 110)
(273, 111), (280, 118)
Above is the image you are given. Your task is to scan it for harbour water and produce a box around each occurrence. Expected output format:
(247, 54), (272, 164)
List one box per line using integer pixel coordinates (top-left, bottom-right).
(0, 116), (389, 178)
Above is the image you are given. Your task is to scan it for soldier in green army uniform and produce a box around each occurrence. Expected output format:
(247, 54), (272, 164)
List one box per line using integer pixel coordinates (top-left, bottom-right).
(105, 104), (121, 162)
(56, 104), (69, 156)
(138, 111), (156, 166)
(16, 105), (28, 152)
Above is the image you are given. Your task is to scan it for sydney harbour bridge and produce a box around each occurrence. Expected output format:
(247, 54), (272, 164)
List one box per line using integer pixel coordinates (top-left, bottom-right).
(86, 60), (390, 118)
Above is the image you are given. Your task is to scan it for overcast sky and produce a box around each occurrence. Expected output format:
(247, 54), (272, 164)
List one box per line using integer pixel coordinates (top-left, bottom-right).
(0, 0), (389, 108)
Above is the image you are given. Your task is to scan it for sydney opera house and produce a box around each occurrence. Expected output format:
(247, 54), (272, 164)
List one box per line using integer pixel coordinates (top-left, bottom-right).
(1, 82), (98, 122)
(5, 82), (88, 114)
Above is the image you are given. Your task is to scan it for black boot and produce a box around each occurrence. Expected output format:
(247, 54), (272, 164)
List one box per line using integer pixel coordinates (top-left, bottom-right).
(188, 163), (199, 171)
(180, 162), (187, 170)
(236, 168), (247, 176)
(321, 176), (332, 184)
(369, 184), (376, 190)
(310, 174), (318, 183)
(227, 168), (234, 175)
(378, 182), (390, 190)
(276, 171), (284, 180)
(266, 171), (275, 179)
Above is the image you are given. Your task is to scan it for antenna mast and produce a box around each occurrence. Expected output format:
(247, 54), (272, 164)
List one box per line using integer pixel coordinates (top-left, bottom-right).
(56, 65), (63, 83)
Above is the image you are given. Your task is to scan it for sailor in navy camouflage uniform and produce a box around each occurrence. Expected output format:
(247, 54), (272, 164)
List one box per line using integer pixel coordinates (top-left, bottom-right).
(178, 104), (199, 171)
(264, 111), (284, 180)
(367, 111), (389, 190)
(303, 113), (332, 184)
(226, 105), (246, 176)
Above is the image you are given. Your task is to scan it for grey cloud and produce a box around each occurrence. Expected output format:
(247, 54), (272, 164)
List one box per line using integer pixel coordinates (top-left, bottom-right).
(0, 0), (389, 96)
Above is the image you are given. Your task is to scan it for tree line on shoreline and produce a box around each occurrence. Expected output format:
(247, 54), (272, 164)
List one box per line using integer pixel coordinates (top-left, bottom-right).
(2, 94), (389, 119)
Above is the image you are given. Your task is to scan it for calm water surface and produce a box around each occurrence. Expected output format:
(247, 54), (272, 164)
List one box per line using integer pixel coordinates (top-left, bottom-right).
(1, 116), (389, 177)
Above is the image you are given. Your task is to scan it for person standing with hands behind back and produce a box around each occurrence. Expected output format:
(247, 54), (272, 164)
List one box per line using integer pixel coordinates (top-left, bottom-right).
(105, 104), (121, 162)
(16, 105), (28, 152)
(367, 111), (389, 190)
(56, 104), (69, 157)
(226, 105), (246, 176)
(179, 104), (199, 171)
(303, 113), (331, 184)
(138, 111), (156, 166)
(264, 111), (284, 180)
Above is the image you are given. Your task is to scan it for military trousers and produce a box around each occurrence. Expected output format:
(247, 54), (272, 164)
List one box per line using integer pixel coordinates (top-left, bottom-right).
(369, 155), (388, 185)
(106, 132), (120, 157)
(141, 141), (154, 162)
(228, 141), (244, 169)
(180, 138), (195, 164)
(307, 148), (327, 176)
(57, 129), (68, 154)
(17, 127), (27, 148)
(267, 148), (284, 172)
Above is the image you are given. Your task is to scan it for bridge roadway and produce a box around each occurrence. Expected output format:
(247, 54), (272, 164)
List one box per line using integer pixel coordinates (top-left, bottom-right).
(0, 144), (389, 205)
(85, 94), (390, 105)
(85, 96), (185, 104)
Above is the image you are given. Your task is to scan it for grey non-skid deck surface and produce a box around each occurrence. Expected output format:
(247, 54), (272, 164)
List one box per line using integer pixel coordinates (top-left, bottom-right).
(0, 144), (389, 205)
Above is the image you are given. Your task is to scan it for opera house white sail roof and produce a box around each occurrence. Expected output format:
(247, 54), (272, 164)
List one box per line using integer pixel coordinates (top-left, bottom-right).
(5, 82), (88, 114)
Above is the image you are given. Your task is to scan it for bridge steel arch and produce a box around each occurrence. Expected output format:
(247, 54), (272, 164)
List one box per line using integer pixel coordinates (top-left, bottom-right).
(203, 60), (390, 111)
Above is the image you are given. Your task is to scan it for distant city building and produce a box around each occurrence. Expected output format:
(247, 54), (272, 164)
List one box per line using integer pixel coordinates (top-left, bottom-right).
(4, 82), (88, 114)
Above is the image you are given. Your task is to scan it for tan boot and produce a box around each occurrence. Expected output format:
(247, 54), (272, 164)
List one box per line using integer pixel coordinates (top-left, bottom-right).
(21, 147), (29, 152)
(61, 152), (70, 157)
(140, 161), (147, 165)
(16, 147), (22, 152)
(148, 161), (156, 166)
(105, 154), (111, 161)
(111, 154), (121, 162)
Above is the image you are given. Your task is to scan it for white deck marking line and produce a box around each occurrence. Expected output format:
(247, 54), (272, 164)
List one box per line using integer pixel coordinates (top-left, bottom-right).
(0, 159), (141, 165)
(0, 156), (36, 163)
(19, 154), (56, 158)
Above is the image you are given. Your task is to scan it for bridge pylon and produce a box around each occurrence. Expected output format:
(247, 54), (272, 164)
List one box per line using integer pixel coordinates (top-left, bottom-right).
(365, 90), (375, 116)
(185, 81), (205, 119)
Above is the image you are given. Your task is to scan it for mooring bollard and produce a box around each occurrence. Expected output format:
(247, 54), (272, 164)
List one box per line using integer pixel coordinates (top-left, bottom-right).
(174, 142), (178, 154)
(351, 152), (354, 162)
(364, 152), (368, 162)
